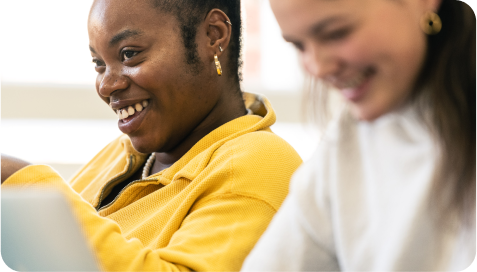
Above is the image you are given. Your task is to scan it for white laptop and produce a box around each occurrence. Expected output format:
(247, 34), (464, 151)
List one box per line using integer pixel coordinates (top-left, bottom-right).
(2, 188), (99, 271)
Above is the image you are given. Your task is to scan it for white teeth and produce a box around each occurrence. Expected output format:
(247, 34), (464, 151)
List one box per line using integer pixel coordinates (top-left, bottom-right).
(127, 106), (135, 115)
(343, 73), (365, 88)
(117, 100), (149, 120)
(121, 109), (129, 119)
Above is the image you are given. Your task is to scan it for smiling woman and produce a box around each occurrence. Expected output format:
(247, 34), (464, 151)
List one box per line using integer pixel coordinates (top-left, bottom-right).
(88, 0), (244, 158)
(242, 0), (475, 271)
(1, 0), (302, 271)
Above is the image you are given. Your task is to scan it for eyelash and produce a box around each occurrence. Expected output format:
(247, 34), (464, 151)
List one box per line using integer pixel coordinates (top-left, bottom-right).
(289, 26), (353, 52)
(321, 27), (352, 42)
(92, 58), (105, 67)
(121, 50), (139, 61)
(91, 49), (141, 71)
(292, 42), (305, 52)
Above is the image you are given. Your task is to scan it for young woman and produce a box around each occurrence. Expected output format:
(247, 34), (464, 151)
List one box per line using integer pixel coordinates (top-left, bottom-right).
(1, 0), (302, 270)
(242, 0), (475, 270)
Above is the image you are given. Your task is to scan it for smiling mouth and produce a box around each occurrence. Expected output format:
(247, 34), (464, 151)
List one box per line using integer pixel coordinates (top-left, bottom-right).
(116, 100), (149, 121)
(336, 67), (376, 90)
(333, 67), (376, 102)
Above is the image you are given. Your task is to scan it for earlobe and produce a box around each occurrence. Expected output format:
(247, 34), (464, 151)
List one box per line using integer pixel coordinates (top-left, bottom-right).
(205, 8), (232, 58)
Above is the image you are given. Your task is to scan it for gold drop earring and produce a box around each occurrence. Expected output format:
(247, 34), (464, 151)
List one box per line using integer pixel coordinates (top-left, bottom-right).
(214, 53), (223, 76)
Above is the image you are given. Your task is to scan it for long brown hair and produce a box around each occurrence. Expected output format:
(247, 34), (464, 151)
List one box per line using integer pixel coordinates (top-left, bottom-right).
(414, 0), (476, 227)
(305, 0), (476, 227)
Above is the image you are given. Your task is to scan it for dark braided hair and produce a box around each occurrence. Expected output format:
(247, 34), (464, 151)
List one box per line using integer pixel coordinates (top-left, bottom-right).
(151, 0), (243, 83)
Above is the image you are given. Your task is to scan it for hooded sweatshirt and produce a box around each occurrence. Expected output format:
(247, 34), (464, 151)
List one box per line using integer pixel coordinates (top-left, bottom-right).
(3, 92), (303, 271)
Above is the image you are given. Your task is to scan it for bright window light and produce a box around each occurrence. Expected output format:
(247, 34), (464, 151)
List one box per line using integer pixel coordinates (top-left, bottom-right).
(0, 0), (303, 91)
(1, 0), (96, 85)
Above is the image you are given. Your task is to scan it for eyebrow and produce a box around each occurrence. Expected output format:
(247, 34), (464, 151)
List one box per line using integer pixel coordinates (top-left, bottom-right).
(109, 29), (143, 47)
(283, 15), (347, 42)
(309, 15), (347, 36)
(89, 29), (144, 54)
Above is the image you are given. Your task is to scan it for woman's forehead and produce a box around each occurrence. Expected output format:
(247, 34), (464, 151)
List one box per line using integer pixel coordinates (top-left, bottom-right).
(88, 0), (168, 33)
(88, 0), (176, 44)
(87, 0), (182, 56)
(271, 0), (360, 37)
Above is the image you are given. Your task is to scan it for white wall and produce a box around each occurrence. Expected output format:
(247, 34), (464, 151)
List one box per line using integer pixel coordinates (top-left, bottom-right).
(1, 0), (320, 180)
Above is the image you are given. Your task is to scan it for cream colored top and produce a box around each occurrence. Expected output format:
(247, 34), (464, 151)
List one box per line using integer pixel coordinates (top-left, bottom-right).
(242, 107), (475, 271)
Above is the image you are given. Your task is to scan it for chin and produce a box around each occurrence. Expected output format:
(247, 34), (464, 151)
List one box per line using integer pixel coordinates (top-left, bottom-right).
(129, 137), (158, 154)
(350, 105), (384, 122)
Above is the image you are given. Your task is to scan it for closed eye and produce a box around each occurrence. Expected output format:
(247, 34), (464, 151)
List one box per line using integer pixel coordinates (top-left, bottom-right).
(321, 27), (353, 42)
(291, 42), (305, 52)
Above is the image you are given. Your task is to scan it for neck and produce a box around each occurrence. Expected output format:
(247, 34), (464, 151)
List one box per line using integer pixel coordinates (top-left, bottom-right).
(150, 86), (246, 174)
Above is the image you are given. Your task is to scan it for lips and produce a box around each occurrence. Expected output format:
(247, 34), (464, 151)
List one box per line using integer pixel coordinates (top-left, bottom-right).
(116, 100), (149, 120)
(335, 68), (376, 102)
(110, 99), (150, 135)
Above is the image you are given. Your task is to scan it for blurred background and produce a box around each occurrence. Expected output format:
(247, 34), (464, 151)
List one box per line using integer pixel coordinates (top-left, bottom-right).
(1, 0), (319, 180)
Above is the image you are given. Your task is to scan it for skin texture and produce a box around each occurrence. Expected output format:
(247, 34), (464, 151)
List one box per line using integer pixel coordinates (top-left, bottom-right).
(270, 0), (441, 121)
(1, 0), (246, 183)
(88, 0), (246, 174)
(1, 155), (30, 184)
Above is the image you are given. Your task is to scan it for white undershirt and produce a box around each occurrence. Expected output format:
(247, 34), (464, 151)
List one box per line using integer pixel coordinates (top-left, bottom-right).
(242, 107), (475, 271)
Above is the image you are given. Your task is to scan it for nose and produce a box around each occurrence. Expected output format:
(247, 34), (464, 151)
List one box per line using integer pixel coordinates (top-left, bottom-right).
(302, 45), (341, 80)
(97, 67), (129, 98)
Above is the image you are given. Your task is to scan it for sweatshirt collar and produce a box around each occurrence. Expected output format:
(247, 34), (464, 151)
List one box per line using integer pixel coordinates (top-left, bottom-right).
(124, 92), (276, 183)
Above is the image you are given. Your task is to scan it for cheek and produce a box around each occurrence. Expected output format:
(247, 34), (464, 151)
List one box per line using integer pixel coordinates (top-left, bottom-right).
(127, 66), (155, 87)
(95, 74), (109, 104)
(128, 53), (181, 89)
(299, 51), (317, 76)
(372, 29), (426, 94)
(126, 60), (194, 110)
(127, 65), (170, 99)
(337, 41), (372, 68)
(324, 28), (380, 71)
(364, 6), (426, 84)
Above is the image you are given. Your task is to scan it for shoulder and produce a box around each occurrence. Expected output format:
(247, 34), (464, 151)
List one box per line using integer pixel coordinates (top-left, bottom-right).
(225, 129), (302, 163)
(210, 129), (303, 210)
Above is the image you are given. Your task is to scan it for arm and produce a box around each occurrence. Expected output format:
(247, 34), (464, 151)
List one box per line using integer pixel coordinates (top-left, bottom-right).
(241, 154), (340, 271)
(3, 165), (278, 271)
(241, 192), (340, 271)
(1, 154), (31, 184)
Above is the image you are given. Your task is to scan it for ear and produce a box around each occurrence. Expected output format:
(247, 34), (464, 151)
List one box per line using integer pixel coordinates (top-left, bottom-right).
(204, 9), (232, 59)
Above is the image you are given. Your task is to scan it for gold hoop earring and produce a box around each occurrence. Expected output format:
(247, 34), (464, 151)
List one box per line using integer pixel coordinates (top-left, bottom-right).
(214, 54), (222, 76)
(420, 11), (442, 35)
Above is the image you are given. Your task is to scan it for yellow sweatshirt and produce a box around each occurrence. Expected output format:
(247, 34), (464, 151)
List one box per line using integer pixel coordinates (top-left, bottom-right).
(3, 92), (302, 271)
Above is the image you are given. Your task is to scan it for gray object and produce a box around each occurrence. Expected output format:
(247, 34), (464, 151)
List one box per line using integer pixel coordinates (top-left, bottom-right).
(2, 188), (99, 271)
